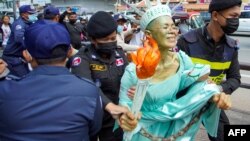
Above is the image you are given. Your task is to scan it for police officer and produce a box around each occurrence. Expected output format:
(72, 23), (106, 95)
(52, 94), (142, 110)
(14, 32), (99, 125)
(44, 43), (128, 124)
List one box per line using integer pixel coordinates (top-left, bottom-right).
(2, 5), (37, 78)
(0, 20), (103, 141)
(43, 6), (79, 57)
(43, 5), (60, 22)
(114, 14), (140, 52)
(177, 0), (242, 140)
(71, 11), (128, 141)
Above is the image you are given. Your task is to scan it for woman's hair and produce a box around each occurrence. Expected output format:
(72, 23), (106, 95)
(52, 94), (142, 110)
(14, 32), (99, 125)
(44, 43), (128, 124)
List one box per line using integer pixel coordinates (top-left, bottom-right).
(1, 15), (10, 22)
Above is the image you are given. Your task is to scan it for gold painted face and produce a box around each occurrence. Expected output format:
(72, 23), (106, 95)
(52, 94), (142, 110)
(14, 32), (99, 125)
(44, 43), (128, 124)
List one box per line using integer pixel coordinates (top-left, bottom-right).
(147, 16), (179, 49)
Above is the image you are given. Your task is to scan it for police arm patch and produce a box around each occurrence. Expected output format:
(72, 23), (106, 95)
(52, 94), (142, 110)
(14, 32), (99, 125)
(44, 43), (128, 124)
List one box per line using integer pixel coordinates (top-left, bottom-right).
(116, 58), (124, 66)
(72, 57), (82, 66)
(16, 25), (22, 30)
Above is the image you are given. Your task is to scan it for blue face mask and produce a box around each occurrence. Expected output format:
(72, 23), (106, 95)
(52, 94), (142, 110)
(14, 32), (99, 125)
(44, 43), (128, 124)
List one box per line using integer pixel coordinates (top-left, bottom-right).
(117, 25), (123, 33)
(28, 14), (38, 23)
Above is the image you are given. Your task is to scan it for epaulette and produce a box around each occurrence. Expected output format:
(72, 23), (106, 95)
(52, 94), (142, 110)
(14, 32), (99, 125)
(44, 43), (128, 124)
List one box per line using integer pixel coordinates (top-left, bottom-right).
(74, 44), (92, 59)
(226, 36), (239, 50)
(81, 41), (91, 48)
(77, 45), (88, 54)
(182, 29), (198, 43)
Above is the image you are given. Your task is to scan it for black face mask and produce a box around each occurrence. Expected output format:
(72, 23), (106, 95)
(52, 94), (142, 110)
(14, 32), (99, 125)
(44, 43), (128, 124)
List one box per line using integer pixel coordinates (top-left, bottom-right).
(95, 41), (117, 55)
(69, 19), (77, 24)
(218, 13), (239, 34)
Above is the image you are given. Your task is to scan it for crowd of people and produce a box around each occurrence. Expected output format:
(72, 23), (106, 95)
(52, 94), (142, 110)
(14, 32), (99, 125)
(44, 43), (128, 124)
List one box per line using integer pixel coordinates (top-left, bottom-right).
(0, 0), (242, 141)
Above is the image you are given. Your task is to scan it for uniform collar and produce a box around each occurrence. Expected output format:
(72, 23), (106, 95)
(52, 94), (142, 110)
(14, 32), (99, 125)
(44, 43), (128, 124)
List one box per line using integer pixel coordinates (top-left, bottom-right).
(29, 65), (71, 76)
(202, 25), (213, 41)
(202, 25), (226, 44)
(202, 24), (235, 48)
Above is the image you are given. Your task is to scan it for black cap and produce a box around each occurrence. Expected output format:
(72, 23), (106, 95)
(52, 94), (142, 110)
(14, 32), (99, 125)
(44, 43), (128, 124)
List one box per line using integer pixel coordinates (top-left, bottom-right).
(87, 11), (117, 38)
(25, 20), (70, 59)
(209, 0), (242, 13)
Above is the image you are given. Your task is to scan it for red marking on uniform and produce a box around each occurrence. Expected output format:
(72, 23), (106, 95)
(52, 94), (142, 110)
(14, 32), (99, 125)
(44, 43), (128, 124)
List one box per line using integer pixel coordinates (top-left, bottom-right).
(116, 58), (124, 66)
(72, 57), (81, 66)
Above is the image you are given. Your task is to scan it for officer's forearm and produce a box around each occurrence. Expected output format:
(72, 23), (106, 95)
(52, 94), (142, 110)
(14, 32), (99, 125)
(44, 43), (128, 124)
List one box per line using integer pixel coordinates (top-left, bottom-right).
(100, 91), (111, 107)
(221, 51), (241, 94)
(220, 78), (241, 94)
(117, 41), (140, 51)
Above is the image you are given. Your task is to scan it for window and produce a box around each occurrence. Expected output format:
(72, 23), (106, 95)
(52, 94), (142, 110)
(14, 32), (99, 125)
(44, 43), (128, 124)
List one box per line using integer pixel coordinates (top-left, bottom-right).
(190, 15), (205, 28)
(240, 11), (250, 18)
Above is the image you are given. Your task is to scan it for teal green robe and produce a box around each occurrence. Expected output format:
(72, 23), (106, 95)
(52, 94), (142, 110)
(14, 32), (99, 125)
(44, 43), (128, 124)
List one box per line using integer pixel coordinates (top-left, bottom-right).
(118, 51), (221, 141)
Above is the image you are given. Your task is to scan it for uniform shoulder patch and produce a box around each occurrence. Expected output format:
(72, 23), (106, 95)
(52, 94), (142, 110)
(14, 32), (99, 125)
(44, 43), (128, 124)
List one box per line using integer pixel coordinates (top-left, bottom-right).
(15, 25), (22, 30)
(226, 36), (239, 49)
(72, 57), (82, 66)
(183, 29), (198, 43)
(116, 58), (124, 66)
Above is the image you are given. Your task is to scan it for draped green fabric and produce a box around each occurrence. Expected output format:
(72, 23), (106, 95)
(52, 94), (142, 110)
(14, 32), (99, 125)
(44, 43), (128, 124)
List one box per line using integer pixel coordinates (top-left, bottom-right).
(118, 51), (221, 141)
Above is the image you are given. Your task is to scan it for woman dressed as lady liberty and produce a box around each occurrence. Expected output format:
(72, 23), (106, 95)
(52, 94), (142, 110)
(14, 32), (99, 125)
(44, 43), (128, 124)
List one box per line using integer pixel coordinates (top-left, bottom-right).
(117, 0), (232, 140)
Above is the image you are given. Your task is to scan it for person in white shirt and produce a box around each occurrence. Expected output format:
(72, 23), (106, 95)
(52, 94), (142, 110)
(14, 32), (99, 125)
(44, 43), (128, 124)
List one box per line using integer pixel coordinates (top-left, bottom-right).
(128, 22), (144, 46)
(114, 14), (140, 52)
(0, 15), (11, 49)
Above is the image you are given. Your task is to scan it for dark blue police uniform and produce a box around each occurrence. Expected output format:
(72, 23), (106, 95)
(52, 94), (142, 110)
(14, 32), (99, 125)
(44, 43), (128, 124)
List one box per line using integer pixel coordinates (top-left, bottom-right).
(0, 66), (103, 141)
(0, 20), (103, 141)
(2, 17), (31, 77)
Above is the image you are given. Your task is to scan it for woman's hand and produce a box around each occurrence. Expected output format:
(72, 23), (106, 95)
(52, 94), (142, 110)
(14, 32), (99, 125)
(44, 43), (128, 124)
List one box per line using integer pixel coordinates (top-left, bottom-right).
(212, 93), (232, 110)
(119, 111), (141, 131)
